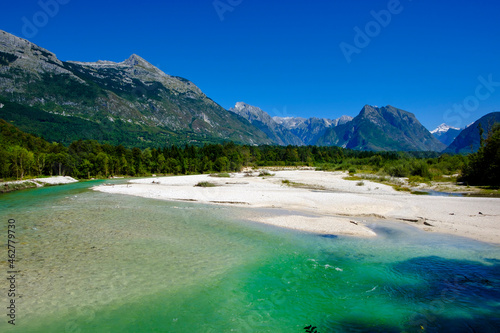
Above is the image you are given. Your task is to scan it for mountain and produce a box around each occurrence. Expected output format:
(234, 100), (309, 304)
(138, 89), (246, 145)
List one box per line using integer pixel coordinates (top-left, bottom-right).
(0, 30), (271, 147)
(228, 102), (302, 145)
(229, 102), (353, 146)
(317, 105), (447, 151)
(444, 112), (500, 154)
(431, 123), (462, 146)
(274, 115), (353, 145)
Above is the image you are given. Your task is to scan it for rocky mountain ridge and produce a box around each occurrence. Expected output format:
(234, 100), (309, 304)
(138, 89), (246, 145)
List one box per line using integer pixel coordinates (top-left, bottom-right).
(231, 102), (446, 151)
(229, 102), (353, 146)
(1, 30), (496, 152)
(0, 30), (271, 147)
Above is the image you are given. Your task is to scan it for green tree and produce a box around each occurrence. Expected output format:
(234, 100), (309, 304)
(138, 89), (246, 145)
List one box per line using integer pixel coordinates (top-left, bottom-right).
(79, 159), (93, 179)
(96, 152), (110, 176)
(460, 124), (500, 186)
(34, 152), (47, 176)
(0, 149), (11, 178)
(156, 154), (166, 174)
(166, 158), (181, 174)
(214, 156), (229, 172)
(10, 146), (34, 180)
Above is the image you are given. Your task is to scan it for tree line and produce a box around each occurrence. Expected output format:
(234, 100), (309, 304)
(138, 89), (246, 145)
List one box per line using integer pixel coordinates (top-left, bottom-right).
(1, 118), (498, 186)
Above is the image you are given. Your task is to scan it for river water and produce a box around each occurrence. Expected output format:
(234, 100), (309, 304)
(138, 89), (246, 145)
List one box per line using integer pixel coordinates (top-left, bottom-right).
(1, 180), (499, 332)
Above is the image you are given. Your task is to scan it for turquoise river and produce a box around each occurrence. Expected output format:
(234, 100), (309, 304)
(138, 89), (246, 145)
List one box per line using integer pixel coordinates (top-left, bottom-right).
(1, 180), (499, 332)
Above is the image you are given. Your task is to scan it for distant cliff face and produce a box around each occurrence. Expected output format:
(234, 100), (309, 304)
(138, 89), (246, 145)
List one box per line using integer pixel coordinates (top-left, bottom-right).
(273, 115), (353, 145)
(229, 102), (303, 145)
(0, 30), (271, 147)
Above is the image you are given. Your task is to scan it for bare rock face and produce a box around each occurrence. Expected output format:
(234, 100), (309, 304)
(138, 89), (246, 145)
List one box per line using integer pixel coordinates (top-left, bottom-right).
(0, 30), (81, 93)
(67, 54), (204, 97)
(229, 102), (303, 145)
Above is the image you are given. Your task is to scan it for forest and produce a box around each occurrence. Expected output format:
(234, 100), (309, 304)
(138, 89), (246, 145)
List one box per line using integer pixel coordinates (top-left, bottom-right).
(1, 118), (499, 186)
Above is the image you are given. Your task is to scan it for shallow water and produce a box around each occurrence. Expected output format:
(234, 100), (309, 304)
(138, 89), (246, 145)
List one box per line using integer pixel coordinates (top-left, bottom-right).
(424, 189), (464, 197)
(1, 181), (499, 332)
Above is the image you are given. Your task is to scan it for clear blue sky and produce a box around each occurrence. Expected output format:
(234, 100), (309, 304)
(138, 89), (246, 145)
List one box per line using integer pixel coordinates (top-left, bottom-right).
(2, 0), (500, 130)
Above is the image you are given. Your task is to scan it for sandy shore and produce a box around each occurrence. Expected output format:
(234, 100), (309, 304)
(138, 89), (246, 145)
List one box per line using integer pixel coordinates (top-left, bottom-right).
(93, 170), (500, 244)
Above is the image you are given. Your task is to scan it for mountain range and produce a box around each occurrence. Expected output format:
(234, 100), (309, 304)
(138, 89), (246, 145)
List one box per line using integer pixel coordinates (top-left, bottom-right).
(0, 30), (498, 152)
(231, 103), (446, 151)
(228, 102), (353, 146)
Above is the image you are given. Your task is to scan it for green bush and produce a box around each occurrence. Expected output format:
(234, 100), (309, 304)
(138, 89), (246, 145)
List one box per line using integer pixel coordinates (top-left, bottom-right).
(384, 162), (409, 177)
(194, 181), (217, 187)
(410, 160), (432, 180)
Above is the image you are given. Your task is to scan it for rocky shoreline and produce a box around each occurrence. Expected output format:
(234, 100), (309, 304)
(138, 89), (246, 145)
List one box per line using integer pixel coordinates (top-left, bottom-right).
(0, 176), (78, 193)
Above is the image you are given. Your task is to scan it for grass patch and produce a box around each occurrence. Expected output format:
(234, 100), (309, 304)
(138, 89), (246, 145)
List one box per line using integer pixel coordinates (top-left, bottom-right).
(432, 174), (458, 182)
(411, 191), (429, 195)
(194, 181), (217, 187)
(281, 179), (325, 190)
(408, 175), (431, 186)
(356, 181), (365, 186)
(392, 185), (411, 192)
(343, 176), (363, 181)
(0, 181), (38, 193)
(209, 173), (231, 178)
(466, 186), (500, 197)
(259, 170), (274, 177)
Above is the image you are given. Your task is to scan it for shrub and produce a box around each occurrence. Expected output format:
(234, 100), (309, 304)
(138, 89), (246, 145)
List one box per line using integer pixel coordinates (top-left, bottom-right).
(194, 181), (217, 187)
(410, 160), (432, 180)
(384, 162), (409, 177)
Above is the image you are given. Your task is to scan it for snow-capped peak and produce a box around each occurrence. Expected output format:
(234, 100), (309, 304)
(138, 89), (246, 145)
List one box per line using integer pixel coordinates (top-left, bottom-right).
(431, 123), (460, 134)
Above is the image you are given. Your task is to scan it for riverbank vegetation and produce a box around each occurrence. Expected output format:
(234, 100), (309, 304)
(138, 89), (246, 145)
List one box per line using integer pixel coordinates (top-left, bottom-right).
(1, 119), (498, 190)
